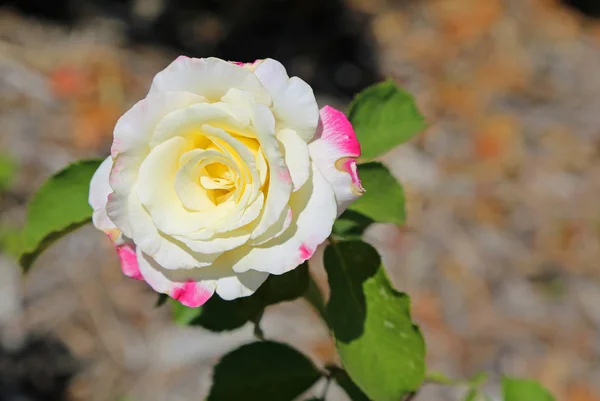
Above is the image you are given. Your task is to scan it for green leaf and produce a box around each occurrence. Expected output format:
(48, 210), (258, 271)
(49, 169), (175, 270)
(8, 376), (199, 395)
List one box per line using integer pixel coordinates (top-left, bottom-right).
(172, 300), (203, 326)
(208, 341), (321, 401)
(502, 377), (555, 401)
(347, 162), (406, 225)
(179, 263), (309, 331)
(332, 368), (371, 401)
(303, 275), (327, 321)
(324, 240), (425, 401)
(0, 153), (16, 192)
(19, 159), (103, 271)
(325, 241), (379, 342)
(187, 294), (261, 332)
(253, 261), (309, 305)
(348, 80), (425, 160)
(332, 210), (374, 240)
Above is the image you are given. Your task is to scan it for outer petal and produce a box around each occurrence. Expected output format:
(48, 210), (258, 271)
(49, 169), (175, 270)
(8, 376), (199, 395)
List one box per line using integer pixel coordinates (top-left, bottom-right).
(253, 59), (319, 142)
(116, 243), (142, 280)
(89, 157), (142, 280)
(149, 56), (270, 105)
(89, 156), (117, 236)
(219, 163), (337, 275)
(137, 249), (216, 307)
(108, 91), (205, 238)
(308, 106), (364, 215)
(136, 249), (269, 305)
(110, 91), (205, 159)
(213, 269), (269, 300)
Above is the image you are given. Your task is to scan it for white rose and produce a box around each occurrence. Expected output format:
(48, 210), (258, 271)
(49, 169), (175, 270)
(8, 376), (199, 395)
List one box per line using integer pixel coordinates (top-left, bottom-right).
(89, 57), (363, 307)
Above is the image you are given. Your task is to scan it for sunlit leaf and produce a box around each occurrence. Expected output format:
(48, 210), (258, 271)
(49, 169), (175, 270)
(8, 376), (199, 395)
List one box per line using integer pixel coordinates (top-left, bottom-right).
(502, 377), (555, 401)
(19, 160), (102, 271)
(324, 240), (425, 400)
(348, 162), (406, 225)
(348, 80), (425, 161)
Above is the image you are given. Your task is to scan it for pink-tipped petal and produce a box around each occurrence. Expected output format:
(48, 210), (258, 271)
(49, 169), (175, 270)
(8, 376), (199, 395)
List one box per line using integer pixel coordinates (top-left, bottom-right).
(308, 106), (364, 215)
(136, 248), (217, 306)
(116, 243), (142, 280)
(135, 248), (268, 305)
(172, 280), (214, 308)
(336, 157), (364, 194)
(229, 60), (262, 71)
(299, 243), (315, 261)
(317, 106), (361, 157)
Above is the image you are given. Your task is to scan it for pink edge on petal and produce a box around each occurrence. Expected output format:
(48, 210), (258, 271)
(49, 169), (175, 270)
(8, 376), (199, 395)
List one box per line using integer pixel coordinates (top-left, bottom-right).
(116, 244), (143, 280)
(110, 139), (120, 158)
(278, 168), (293, 184)
(336, 157), (365, 195)
(299, 243), (315, 261)
(229, 60), (261, 66)
(172, 280), (213, 308)
(319, 106), (361, 157)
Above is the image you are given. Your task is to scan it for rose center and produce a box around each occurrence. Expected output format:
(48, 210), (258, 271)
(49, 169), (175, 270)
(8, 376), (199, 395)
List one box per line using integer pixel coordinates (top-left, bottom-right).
(199, 162), (234, 190)
(198, 161), (237, 205)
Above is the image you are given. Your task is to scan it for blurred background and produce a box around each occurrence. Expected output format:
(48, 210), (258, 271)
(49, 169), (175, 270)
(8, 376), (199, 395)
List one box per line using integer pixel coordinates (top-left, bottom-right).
(1, 0), (600, 400)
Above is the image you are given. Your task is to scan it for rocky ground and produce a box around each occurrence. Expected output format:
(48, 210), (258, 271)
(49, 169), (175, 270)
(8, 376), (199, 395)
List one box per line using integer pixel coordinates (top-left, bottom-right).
(1, 0), (600, 400)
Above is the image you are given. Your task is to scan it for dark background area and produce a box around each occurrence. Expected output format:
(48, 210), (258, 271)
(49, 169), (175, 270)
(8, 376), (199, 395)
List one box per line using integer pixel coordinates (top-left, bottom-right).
(3, 0), (379, 99)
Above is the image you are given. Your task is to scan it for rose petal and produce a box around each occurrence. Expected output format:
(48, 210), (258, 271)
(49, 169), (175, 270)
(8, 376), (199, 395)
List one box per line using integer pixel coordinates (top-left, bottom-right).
(116, 243), (142, 280)
(108, 91), (206, 238)
(149, 56), (270, 105)
(89, 156), (118, 236)
(219, 163), (336, 275)
(278, 129), (310, 192)
(253, 59), (319, 142)
(308, 106), (364, 215)
(127, 184), (220, 270)
(136, 248), (269, 305)
(249, 104), (293, 240)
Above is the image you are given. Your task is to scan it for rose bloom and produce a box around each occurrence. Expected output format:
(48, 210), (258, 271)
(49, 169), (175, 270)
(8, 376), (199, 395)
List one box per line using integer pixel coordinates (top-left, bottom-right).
(89, 57), (363, 307)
